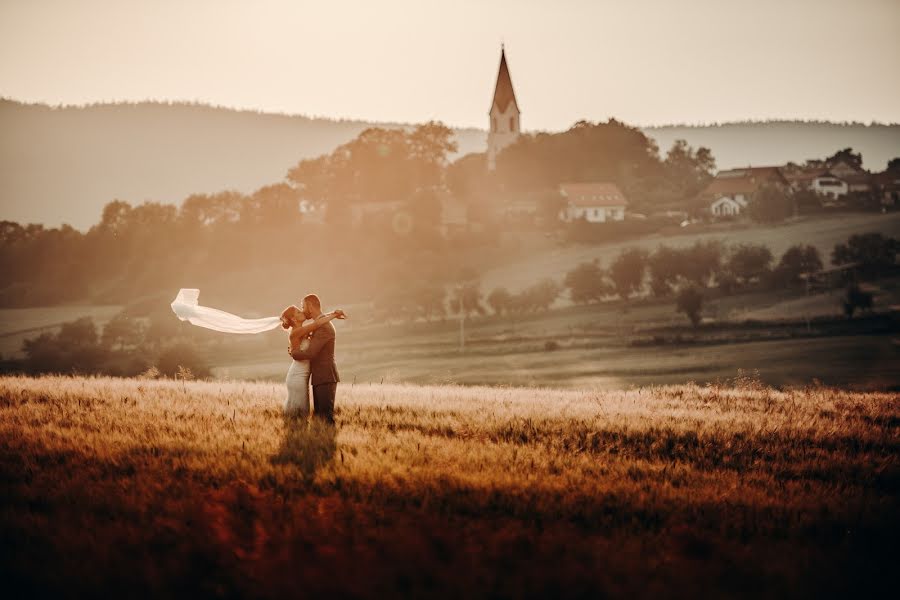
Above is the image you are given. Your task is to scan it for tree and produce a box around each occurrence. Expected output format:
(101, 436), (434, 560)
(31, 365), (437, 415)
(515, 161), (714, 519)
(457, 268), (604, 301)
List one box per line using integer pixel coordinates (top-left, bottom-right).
(411, 284), (446, 322)
(676, 285), (704, 327)
(609, 248), (648, 300)
(517, 279), (560, 312)
(488, 287), (513, 315)
(887, 157), (900, 172)
(449, 281), (486, 318)
(726, 244), (773, 286)
(647, 245), (681, 297)
(564, 260), (609, 304)
(748, 184), (793, 223)
(156, 343), (211, 379)
(775, 245), (823, 284)
(826, 148), (863, 170)
(101, 312), (145, 351)
(842, 284), (873, 318)
(663, 139), (716, 201)
(832, 233), (899, 277)
(681, 240), (725, 287)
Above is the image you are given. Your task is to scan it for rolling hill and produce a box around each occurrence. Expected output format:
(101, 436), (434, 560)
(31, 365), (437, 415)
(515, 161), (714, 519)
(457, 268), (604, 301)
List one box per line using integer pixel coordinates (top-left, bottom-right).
(2, 99), (898, 229)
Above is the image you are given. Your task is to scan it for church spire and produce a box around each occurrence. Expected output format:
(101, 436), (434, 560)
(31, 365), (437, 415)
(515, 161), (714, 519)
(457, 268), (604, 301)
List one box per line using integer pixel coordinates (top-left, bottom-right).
(490, 47), (519, 114)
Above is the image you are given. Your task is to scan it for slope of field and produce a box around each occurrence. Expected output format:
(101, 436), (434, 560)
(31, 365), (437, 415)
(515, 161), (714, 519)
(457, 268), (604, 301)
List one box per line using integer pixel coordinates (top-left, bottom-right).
(1, 376), (897, 597)
(483, 212), (900, 295)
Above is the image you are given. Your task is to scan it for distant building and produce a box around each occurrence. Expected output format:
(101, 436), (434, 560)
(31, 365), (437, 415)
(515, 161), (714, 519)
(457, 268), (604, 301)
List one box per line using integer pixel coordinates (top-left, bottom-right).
(809, 172), (848, 199)
(700, 166), (789, 218)
(487, 47), (521, 171)
(558, 182), (628, 223)
(873, 170), (900, 209)
(349, 200), (404, 227)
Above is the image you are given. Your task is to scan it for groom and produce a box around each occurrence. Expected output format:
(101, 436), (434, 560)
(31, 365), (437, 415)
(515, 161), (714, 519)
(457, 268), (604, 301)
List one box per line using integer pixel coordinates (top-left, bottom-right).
(290, 293), (340, 424)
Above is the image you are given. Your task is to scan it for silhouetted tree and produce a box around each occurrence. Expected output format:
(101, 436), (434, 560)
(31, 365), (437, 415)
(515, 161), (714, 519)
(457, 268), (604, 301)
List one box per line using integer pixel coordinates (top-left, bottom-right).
(609, 248), (648, 300)
(564, 260), (609, 304)
(748, 184), (793, 223)
(676, 285), (704, 327)
(488, 287), (513, 315)
(842, 284), (873, 318)
(832, 233), (899, 277)
(775, 245), (823, 284)
(726, 244), (773, 286)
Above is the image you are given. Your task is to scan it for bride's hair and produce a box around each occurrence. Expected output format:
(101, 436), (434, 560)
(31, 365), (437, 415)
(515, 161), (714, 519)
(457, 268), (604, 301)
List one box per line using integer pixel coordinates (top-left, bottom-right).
(280, 305), (300, 329)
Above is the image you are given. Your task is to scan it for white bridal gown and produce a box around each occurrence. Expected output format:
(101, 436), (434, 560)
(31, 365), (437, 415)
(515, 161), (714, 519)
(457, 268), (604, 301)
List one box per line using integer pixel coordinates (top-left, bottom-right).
(285, 338), (311, 417)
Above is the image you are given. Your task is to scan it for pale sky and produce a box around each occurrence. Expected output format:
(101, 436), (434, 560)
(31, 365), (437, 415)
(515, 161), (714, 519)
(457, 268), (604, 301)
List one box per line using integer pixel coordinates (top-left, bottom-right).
(1, 0), (899, 130)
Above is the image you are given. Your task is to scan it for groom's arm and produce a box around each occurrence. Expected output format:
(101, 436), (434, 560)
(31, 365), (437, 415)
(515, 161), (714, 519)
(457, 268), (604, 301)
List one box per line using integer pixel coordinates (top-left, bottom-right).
(290, 325), (334, 361)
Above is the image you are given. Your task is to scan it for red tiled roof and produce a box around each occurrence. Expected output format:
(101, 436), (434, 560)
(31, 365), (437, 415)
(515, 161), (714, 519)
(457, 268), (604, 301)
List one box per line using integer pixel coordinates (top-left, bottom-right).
(559, 182), (628, 207)
(490, 48), (519, 114)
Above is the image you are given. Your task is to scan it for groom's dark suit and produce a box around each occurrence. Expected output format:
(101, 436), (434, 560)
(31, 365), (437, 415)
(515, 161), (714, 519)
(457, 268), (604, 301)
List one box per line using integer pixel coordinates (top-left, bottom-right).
(291, 321), (339, 424)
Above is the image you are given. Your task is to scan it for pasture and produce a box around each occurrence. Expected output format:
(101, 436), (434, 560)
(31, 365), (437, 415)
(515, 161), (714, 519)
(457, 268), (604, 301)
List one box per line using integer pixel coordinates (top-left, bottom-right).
(1, 375), (896, 597)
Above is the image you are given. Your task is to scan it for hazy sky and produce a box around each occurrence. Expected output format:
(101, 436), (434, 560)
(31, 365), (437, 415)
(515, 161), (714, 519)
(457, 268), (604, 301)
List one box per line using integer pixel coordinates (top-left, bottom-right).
(2, 0), (899, 130)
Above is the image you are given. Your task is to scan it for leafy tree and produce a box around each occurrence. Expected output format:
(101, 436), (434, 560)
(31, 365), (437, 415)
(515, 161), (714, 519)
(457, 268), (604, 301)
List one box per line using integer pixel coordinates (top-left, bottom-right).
(609, 248), (648, 300)
(663, 139), (716, 201)
(449, 281), (486, 318)
(564, 260), (609, 304)
(727, 244), (773, 286)
(887, 157), (900, 172)
(412, 284), (446, 322)
(517, 279), (560, 312)
(775, 245), (823, 284)
(842, 284), (873, 318)
(675, 285), (704, 327)
(681, 240), (725, 286)
(156, 343), (211, 379)
(101, 312), (145, 351)
(832, 233), (899, 277)
(748, 184), (793, 223)
(488, 287), (513, 315)
(647, 245), (681, 297)
(826, 148), (863, 170)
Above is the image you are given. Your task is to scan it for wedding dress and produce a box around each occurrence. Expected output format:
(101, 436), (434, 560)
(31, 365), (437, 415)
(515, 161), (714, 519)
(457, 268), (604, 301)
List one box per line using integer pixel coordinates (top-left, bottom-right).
(285, 339), (311, 417)
(170, 288), (282, 333)
(170, 288), (310, 416)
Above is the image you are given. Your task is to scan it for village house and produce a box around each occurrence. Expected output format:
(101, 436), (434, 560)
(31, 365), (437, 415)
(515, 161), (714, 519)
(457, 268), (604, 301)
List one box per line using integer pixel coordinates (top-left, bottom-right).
(700, 166), (788, 218)
(558, 182), (628, 223)
(809, 172), (849, 199)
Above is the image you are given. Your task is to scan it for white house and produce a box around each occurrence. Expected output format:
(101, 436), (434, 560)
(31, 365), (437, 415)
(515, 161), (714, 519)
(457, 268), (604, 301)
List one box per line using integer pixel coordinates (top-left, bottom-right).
(700, 166), (789, 218)
(486, 47), (521, 171)
(558, 182), (628, 223)
(810, 173), (848, 199)
(710, 195), (747, 217)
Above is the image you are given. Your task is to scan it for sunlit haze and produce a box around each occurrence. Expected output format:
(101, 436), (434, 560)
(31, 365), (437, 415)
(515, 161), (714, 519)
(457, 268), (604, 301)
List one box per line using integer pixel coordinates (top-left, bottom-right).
(2, 0), (899, 129)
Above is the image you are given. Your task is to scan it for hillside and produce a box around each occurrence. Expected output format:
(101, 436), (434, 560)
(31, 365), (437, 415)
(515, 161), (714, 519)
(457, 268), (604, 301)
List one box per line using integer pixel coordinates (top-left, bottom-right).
(1, 375), (896, 597)
(2, 99), (898, 229)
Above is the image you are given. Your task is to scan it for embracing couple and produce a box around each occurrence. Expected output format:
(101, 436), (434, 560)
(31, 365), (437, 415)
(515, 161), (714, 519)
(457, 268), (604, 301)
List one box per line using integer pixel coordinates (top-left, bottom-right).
(279, 293), (346, 423)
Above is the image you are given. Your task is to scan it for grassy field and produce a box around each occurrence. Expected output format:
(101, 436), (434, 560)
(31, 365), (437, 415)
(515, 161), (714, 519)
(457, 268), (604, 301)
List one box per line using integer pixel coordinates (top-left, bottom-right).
(1, 375), (896, 598)
(211, 281), (900, 391)
(483, 212), (900, 295)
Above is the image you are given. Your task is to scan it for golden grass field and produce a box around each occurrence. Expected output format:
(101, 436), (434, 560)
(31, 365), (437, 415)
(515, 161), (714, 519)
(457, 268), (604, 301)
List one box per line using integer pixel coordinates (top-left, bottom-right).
(1, 375), (897, 598)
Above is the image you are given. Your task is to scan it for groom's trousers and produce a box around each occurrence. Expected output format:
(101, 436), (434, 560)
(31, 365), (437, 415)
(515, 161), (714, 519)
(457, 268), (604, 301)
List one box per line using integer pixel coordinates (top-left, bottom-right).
(312, 383), (337, 425)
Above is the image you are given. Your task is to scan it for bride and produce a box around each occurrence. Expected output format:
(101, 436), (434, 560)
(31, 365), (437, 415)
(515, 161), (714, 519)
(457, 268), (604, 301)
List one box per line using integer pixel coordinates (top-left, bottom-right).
(279, 305), (345, 417)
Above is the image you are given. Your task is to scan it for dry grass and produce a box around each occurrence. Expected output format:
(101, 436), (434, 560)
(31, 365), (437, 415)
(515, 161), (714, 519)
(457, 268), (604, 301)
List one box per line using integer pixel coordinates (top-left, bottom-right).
(1, 375), (898, 598)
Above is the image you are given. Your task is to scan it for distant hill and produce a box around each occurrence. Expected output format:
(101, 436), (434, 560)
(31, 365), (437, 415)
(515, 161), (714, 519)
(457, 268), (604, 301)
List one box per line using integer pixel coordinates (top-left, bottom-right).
(1, 99), (898, 229)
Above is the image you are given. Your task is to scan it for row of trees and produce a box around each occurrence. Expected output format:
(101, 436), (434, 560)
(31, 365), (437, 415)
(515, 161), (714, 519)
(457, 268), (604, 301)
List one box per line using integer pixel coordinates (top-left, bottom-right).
(13, 313), (211, 378)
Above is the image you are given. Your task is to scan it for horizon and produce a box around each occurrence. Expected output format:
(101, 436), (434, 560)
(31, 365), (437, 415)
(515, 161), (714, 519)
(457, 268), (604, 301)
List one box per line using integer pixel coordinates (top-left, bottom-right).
(5, 96), (900, 131)
(2, 0), (899, 130)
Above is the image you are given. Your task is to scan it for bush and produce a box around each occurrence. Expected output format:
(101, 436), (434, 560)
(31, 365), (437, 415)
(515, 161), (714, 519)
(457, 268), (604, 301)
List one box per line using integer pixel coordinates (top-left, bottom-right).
(156, 343), (211, 379)
(564, 260), (610, 304)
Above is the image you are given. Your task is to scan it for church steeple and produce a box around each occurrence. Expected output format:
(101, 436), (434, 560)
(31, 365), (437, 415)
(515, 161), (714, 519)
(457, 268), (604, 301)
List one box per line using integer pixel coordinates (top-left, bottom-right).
(487, 46), (521, 171)
(490, 46), (519, 114)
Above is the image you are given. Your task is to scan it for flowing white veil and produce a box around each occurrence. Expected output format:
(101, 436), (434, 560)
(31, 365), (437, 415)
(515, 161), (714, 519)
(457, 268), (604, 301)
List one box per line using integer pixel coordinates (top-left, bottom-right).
(170, 289), (282, 334)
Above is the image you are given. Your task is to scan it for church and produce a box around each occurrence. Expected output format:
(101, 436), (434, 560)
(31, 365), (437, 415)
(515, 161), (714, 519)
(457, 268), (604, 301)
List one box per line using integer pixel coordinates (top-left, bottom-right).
(487, 46), (521, 171)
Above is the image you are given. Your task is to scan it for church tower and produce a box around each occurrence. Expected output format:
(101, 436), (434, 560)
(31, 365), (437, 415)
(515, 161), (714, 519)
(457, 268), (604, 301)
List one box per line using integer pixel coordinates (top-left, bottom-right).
(487, 46), (520, 171)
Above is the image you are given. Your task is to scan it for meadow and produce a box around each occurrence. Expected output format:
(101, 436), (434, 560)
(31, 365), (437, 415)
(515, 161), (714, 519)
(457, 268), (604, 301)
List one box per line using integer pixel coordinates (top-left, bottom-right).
(1, 375), (897, 598)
